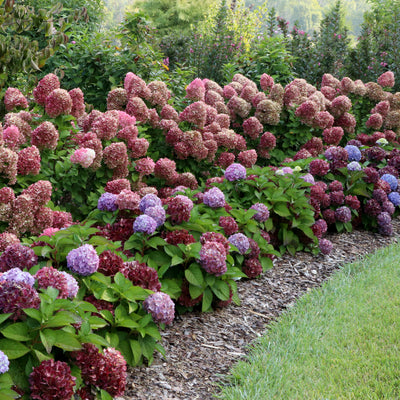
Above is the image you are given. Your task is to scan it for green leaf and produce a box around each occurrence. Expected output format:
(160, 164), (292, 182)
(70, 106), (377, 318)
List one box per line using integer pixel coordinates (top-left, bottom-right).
(189, 284), (204, 300)
(45, 311), (79, 328)
(139, 335), (156, 362)
(53, 330), (82, 351)
(138, 313), (152, 328)
(202, 288), (213, 312)
(100, 389), (114, 400)
(40, 329), (56, 353)
(1, 323), (33, 341)
(80, 333), (110, 348)
(260, 256), (273, 271)
(116, 319), (140, 329)
(144, 324), (162, 340)
(147, 236), (167, 249)
(0, 339), (30, 359)
(0, 313), (12, 325)
(170, 254), (184, 266)
(130, 339), (142, 365)
(273, 202), (291, 217)
(185, 263), (204, 287)
(210, 280), (230, 301)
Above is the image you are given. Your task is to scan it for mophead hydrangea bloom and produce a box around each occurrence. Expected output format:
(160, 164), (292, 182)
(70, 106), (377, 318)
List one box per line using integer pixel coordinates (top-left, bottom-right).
(0, 350), (9, 374)
(250, 203), (270, 222)
(238, 149), (257, 168)
(139, 193), (162, 213)
(133, 214), (158, 235)
(319, 238), (333, 255)
(380, 174), (398, 191)
(203, 187), (225, 208)
(388, 191), (400, 206)
(66, 244), (99, 276)
(199, 241), (227, 276)
(154, 158), (176, 182)
(309, 159), (330, 176)
(0, 232), (20, 252)
(29, 359), (76, 400)
(0, 243), (38, 272)
(0, 280), (40, 320)
(45, 88), (72, 118)
(323, 126), (344, 146)
(35, 266), (70, 299)
(97, 192), (118, 212)
(219, 216), (239, 237)
(120, 260), (161, 292)
(312, 219), (328, 238)
(52, 210), (73, 229)
(143, 292), (175, 325)
(224, 163), (247, 181)
(144, 206), (166, 227)
(0, 267), (35, 286)
(116, 189), (141, 211)
(98, 250), (124, 276)
(344, 144), (362, 162)
(243, 258), (263, 278)
(335, 206), (352, 223)
(228, 233), (250, 254)
(347, 161), (362, 171)
(59, 271), (79, 298)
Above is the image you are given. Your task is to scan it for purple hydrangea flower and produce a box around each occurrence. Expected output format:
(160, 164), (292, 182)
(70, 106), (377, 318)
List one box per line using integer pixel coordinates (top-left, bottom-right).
(143, 292), (175, 325)
(133, 214), (157, 235)
(66, 244), (99, 276)
(139, 194), (162, 213)
(334, 206), (352, 223)
(319, 238), (333, 255)
(388, 192), (400, 206)
(144, 206), (166, 227)
(347, 161), (361, 171)
(250, 203), (270, 222)
(203, 187), (225, 208)
(377, 211), (391, 226)
(199, 241), (227, 276)
(97, 192), (118, 212)
(380, 174), (398, 191)
(174, 195), (194, 211)
(344, 145), (362, 162)
(0, 267), (35, 286)
(228, 233), (250, 254)
(225, 163), (247, 181)
(59, 271), (79, 298)
(0, 350), (9, 374)
(301, 173), (315, 184)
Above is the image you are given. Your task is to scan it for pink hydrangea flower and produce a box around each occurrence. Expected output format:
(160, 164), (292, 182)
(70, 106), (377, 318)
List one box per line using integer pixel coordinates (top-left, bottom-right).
(186, 78), (206, 101)
(31, 121), (59, 150)
(377, 71), (395, 88)
(33, 73), (60, 105)
(45, 88), (73, 118)
(4, 88), (28, 111)
(17, 145), (41, 175)
(70, 147), (96, 168)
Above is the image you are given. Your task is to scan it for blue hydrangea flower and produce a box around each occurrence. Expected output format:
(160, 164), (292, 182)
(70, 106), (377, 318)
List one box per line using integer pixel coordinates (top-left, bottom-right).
(381, 174), (398, 191)
(344, 145), (362, 162)
(144, 206), (166, 227)
(225, 163), (247, 181)
(0, 350), (9, 374)
(228, 233), (250, 254)
(0, 267), (35, 286)
(66, 244), (99, 276)
(97, 192), (118, 211)
(388, 192), (400, 206)
(133, 214), (157, 235)
(347, 161), (362, 171)
(203, 187), (225, 208)
(59, 271), (79, 298)
(139, 194), (162, 213)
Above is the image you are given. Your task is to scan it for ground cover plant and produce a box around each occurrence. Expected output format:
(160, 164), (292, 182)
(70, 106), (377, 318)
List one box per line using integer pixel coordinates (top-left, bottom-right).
(217, 241), (400, 399)
(1, 68), (400, 398)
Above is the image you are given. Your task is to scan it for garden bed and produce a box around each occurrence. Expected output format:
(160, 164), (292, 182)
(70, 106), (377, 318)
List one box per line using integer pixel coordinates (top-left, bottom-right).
(124, 219), (400, 400)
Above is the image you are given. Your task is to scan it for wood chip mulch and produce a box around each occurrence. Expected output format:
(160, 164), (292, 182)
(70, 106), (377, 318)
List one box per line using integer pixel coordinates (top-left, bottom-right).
(120, 219), (400, 400)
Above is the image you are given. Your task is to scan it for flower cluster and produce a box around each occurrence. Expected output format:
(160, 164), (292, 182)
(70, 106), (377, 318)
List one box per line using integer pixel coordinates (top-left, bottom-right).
(66, 244), (99, 276)
(143, 292), (175, 325)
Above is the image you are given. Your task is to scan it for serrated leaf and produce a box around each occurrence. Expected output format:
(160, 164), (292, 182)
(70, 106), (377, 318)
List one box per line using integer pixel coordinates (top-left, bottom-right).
(147, 236), (166, 249)
(202, 287), (213, 312)
(0, 313), (12, 324)
(130, 339), (142, 365)
(53, 330), (81, 351)
(1, 322), (33, 341)
(185, 264), (204, 287)
(211, 280), (230, 301)
(0, 339), (30, 359)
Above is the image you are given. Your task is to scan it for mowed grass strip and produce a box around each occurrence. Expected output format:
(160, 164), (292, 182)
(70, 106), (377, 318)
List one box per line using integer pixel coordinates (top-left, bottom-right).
(217, 242), (400, 400)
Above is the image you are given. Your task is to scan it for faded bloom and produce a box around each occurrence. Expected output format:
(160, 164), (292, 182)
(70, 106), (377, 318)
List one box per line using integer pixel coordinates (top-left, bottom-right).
(70, 147), (96, 168)
(17, 145), (41, 175)
(319, 238), (333, 255)
(116, 190), (140, 211)
(0, 243), (38, 272)
(31, 121), (59, 150)
(35, 266), (70, 298)
(4, 87), (28, 111)
(33, 73), (60, 105)
(200, 241), (227, 276)
(45, 88), (72, 118)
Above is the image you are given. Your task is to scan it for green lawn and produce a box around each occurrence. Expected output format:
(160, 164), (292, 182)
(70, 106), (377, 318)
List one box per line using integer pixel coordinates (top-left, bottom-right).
(217, 242), (400, 400)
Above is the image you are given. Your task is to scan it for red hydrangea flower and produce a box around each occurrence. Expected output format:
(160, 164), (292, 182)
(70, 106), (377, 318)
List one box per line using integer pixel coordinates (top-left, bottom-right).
(35, 266), (69, 298)
(124, 72), (151, 98)
(0, 147), (17, 185)
(167, 195), (193, 225)
(3, 125), (21, 149)
(179, 101), (207, 128)
(243, 258), (263, 278)
(52, 210), (73, 229)
(0, 280), (40, 320)
(366, 113), (383, 130)
(177, 279), (203, 307)
(33, 73), (60, 105)
(154, 158), (176, 182)
(219, 216), (239, 236)
(98, 250), (124, 276)
(200, 232), (230, 255)
(330, 191), (345, 205)
(260, 73), (274, 92)
(146, 80), (171, 107)
(199, 241), (227, 276)
(126, 97), (149, 123)
(22, 180), (52, 207)
(69, 87), (86, 118)
(364, 198), (382, 217)
(29, 360), (76, 400)
(0, 243), (38, 272)
(259, 131), (277, 150)
(116, 189), (141, 210)
(319, 238), (333, 255)
(345, 195), (361, 210)
(120, 261), (161, 291)
(84, 294), (115, 316)
(45, 89), (72, 118)
(323, 126), (344, 145)
(242, 116), (263, 139)
(377, 71), (395, 88)
(238, 149), (257, 168)
(309, 159), (329, 176)
(164, 229), (195, 246)
(0, 232), (20, 252)
(92, 112), (119, 140)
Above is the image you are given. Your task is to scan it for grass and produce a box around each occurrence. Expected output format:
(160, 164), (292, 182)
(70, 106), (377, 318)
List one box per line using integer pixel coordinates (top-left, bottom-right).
(216, 242), (400, 400)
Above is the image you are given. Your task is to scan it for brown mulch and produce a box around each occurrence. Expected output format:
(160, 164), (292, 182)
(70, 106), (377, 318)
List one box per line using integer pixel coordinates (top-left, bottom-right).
(120, 219), (400, 400)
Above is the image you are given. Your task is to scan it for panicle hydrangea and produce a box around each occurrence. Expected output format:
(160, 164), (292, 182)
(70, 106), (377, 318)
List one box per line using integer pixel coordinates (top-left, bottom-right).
(126, 96), (149, 123)
(200, 241), (227, 276)
(124, 72), (151, 98)
(0, 147), (18, 185)
(0, 232), (19, 252)
(52, 210), (73, 229)
(250, 203), (270, 222)
(31, 121), (59, 150)
(66, 244), (99, 276)
(203, 187), (225, 208)
(120, 261), (161, 292)
(105, 179), (131, 195)
(33, 73), (60, 105)
(0, 280), (40, 320)
(260, 73), (274, 92)
(17, 145), (41, 175)
(21, 180), (52, 207)
(0, 267), (35, 286)
(154, 158), (176, 182)
(0, 243), (38, 272)
(92, 112), (119, 140)
(320, 85), (337, 101)
(133, 214), (158, 234)
(259, 131), (277, 150)
(45, 88), (72, 118)
(69, 87), (85, 118)
(225, 163), (247, 181)
(143, 292), (175, 325)
(4, 87), (28, 111)
(29, 359), (76, 400)
(135, 157), (155, 176)
(103, 142), (128, 170)
(340, 77), (355, 94)
(227, 95), (252, 118)
(179, 101), (207, 128)
(186, 78), (206, 101)
(228, 233), (250, 254)
(70, 147), (96, 168)
(146, 80), (171, 107)
(329, 95), (352, 117)
(0, 350), (9, 374)
(3, 125), (20, 149)
(295, 100), (319, 123)
(377, 71), (395, 88)
(255, 99), (281, 125)
(217, 152), (235, 168)
(97, 192), (118, 212)
(243, 258), (263, 278)
(238, 149), (257, 168)
(319, 238), (333, 255)
(4, 112), (31, 142)
(107, 88), (128, 111)
(35, 266), (70, 298)
(323, 126), (344, 145)
(242, 117), (263, 139)
(205, 90), (224, 107)
(116, 189), (141, 211)
(366, 113), (383, 130)
(380, 174), (398, 191)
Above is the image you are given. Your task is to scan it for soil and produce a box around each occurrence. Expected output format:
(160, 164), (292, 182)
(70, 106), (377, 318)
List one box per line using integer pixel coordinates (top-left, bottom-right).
(120, 219), (400, 400)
